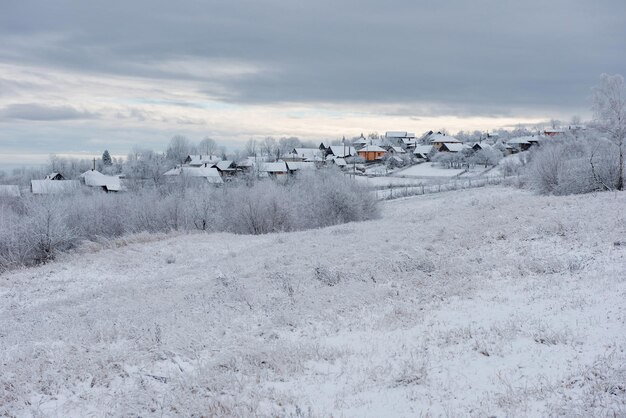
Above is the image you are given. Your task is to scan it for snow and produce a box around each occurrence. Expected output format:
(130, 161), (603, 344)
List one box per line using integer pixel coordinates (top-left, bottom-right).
(0, 185), (21, 197)
(429, 133), (461, 143)
(395, 163), (465, 178)
(329, 145), (356, 157)
(80, 170), (123, 191)
(1, 187), (625, 416)
(30, 179), (80, 194)
(357, 145), (386, 153)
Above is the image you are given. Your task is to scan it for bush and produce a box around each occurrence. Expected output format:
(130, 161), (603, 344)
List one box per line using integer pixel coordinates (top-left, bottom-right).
(526, 136), (621, 195)
(0, 170), (379, 270)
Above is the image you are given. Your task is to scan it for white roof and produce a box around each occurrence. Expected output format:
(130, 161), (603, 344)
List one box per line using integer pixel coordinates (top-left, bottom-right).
(333, 158), (348, 167)
(413, 145), (434, 155)
(31, 180), (80, 194)
(390, 146), (406, 153)
(442, 143), (465, 152)
(358, 145), (387, 153)
(430, 133), (461, 143)
(186, 155), (221, 166)
(286, 161), (316, 171)
(328, 146), (356, 157)
(386, 131), (416, 138)
(292, 148), (322, 161)
(0, 185), (21, 197)
(45, 172), (62, 180)
(213, 160), (235, 171)
(261, 161), (288, 173)
(472, 142), (492, 149)
(507, 136), (537, 145)
(80, 170), (123, 191)
(352, 138), (368, 145)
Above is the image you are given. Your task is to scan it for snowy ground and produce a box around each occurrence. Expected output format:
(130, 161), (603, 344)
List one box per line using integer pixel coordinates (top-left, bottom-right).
(1, 187), (625, 417)
(395, 163), (465, 178)
(353, 176), (428, 188)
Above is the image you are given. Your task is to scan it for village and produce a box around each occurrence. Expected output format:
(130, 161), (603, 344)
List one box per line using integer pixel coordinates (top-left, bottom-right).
(0, 127), (581, 198)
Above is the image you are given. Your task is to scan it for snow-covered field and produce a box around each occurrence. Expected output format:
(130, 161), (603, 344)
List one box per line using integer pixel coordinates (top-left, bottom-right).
(2, 187), (625, 417)
(395, 163), (465, 178)
(353, 176), (427, 188)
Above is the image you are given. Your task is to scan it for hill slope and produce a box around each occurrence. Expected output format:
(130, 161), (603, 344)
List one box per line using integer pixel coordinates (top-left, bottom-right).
(1, 187), (625, 416)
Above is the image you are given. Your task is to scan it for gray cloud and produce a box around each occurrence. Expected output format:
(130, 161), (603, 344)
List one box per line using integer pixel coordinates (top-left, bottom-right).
(0, 103), (97, 121)
(2, 0), (625, 117)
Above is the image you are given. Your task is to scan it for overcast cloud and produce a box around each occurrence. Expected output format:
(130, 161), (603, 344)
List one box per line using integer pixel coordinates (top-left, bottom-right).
(1, 0), (625, 164)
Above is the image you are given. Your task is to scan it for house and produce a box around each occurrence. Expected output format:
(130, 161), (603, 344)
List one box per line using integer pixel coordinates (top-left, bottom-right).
(439, 142), (465, 153)
(352, 137), (368, 148)
(184, 154), (221, 167)
(357, 145), (387, 161)
(471, 142), (492, 151)
(260, 161), (288, 177)
(327, 145), (356, 158)
(507, 136), (539, 152)
(163, 166), (224, 184)
(286, 148), (324, 162)
(384, 146), (406, 155)
(429, 133), (462, 150)
(413, 145), (435, 160)
(212, 160), (237, 178)
(286, 161), (316, 174)
(385, 131), (417, 149)
(544, 128), (565, 137)
(80, 170), (124, 192)
(45, 172), (65, 181)
(0, 185), (21, 198)
(31, 179), (80, 195)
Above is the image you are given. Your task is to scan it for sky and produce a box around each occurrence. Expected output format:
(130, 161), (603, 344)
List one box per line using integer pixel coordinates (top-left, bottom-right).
(1, 0), (625, 166)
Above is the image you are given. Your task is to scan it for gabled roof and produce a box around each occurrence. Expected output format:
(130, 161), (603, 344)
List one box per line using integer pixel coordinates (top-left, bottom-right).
(385, 131), (416, 138)
(440, 143), (465, 152)
(0, 185), (21, 197)
(430, 133), (461, 144)
(390, 146), (406, 153)
(328, 146), (356, 157)
(185, 154), (221, 166)
(80, 170), (123, 191)
(31, 180), (80, 194)
(261, 161), (288, 173)
(292, 148), (322, 161)
(213, 160), (235, 171)
(286, 161), (316, 171)
(358, 145), (387, 153)
(45, 172), (64, 180)
(472, 142), (492, 150)
(507, 136), (537, 145)
(413, 145), (434, 155)
(333, 157), (348, 167)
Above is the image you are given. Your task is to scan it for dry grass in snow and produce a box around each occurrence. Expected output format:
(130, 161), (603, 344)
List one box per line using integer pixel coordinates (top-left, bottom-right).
(1, 186), (625, 417)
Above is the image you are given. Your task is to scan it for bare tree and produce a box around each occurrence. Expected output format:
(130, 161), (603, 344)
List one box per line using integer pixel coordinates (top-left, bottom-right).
(198, 137), (218, 157)
(592, 73), (626, 191)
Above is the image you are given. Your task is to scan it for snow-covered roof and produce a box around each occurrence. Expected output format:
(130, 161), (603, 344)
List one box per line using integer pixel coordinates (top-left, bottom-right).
(163, 166), (223, 183)
(186, 155), (222, 166)
(413, 145), (434, 155)
(80, 170), (123, 191)
(0, 185), (21, 197)
(45, 172), (63, 180)
(292, 148), (322, 161)
(333, 158), (348, 167)
(31, 180), (80, 194)
(507, 136), (538, 145)
(328, 146), (356, 157)
(430, 133), (461, 144)
(358, 145), (387, 153)
(286, 161), (316, 171)
(261, 161), (288, 173)
(441, 143), (465, 152)
(213, 160), (235, 171)
(385, 131), (415, 138)
(472, 142), (492, 150)
(351, 138), (368, 145)
(390, 146), (405, 153)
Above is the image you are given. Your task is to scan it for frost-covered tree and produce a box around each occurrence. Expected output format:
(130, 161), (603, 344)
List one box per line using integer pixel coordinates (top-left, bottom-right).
(592, 73), (626, 190)
(102, 150), (112, 166)
(166, 135), (191, 164)
(198, 137), (218, 157)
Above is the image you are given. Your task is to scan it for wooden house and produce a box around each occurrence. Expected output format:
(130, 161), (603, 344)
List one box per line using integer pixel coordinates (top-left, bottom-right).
(357, 145), (387, 161)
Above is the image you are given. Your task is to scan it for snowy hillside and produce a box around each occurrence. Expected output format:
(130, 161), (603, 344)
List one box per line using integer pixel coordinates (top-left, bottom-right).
(1, 187), (625, 417)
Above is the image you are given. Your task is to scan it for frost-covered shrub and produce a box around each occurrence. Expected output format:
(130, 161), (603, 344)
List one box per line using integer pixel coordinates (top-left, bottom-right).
(526, 137), (621, 195)
(0, 170), (379, 270)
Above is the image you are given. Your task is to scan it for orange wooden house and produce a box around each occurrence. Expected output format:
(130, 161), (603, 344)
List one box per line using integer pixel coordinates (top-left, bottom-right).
(357, 145), (387, 161)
